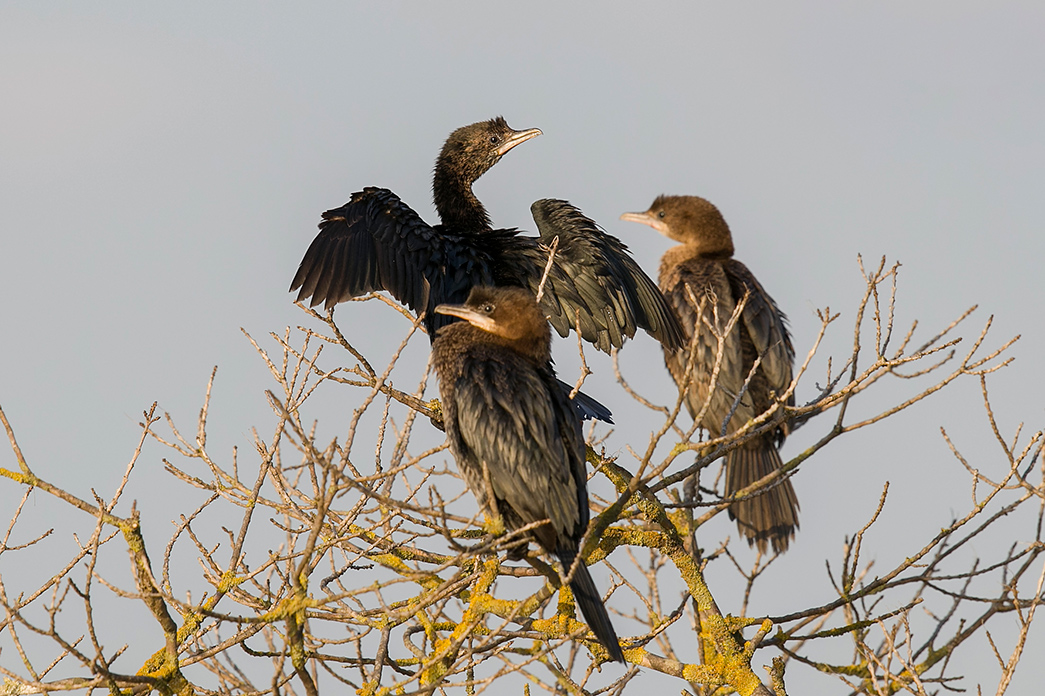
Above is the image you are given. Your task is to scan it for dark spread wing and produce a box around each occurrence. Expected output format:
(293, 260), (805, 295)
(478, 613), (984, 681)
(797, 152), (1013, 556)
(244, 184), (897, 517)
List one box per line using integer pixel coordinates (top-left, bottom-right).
(450, 355), (585, 547)
(527, 198), (686, 353)
(289, 187), (439, 314)
(725, 260), (795, 405)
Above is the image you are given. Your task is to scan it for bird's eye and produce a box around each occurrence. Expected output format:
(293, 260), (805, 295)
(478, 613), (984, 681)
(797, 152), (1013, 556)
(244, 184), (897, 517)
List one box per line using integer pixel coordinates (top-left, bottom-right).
(489, 135), (500, 144)
(657, 211), (666, 219)
(481, 304), (494, 313)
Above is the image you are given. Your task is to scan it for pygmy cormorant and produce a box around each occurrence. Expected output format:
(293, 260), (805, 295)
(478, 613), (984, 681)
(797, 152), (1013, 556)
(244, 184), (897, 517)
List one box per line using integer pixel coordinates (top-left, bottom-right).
(621, 196), (799, 554)
(431, 285), (625, 662)
(289, 117), (684, 355)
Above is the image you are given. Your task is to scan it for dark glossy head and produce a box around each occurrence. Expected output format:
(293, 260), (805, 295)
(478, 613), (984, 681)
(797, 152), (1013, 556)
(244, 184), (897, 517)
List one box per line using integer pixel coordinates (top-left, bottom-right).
(620, 195), (734, 257)
(435, 286), (551, 362)
(435, 117), (542, 185)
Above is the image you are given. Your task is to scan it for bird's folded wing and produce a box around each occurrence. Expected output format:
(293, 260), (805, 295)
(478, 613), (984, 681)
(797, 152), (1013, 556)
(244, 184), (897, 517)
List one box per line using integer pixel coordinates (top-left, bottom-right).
(726, 260), (795, 399)
(453, 360), (583, 540)
(665, 265), (750, 430)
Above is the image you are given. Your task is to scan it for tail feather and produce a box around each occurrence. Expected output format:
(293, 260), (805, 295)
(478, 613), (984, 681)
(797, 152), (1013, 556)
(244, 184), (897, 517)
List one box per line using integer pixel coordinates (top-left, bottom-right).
(557, 549), (625, 662)
(561, 379), (614, 423)
(726, 442), (799, 554)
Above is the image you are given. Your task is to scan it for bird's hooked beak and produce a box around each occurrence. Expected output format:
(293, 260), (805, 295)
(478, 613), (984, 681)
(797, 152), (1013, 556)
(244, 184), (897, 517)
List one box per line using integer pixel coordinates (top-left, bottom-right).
(434, 303), (499, 333)
(619, 210), (669, 236)
(496, 127), (542, 156)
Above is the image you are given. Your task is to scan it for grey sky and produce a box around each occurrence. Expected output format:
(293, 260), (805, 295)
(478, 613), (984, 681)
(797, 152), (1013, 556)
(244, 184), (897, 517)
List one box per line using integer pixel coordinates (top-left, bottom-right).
(2, 3), (1042, 692)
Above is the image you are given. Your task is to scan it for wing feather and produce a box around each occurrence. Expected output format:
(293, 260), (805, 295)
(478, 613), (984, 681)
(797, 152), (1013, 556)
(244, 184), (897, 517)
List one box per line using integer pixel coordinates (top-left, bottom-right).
(664, 261), (752, 433)
(527, 198), (685, 353)
(451, 356), (583, 543)
(289, 187), (437, 313)
(725, 260), (795, 399)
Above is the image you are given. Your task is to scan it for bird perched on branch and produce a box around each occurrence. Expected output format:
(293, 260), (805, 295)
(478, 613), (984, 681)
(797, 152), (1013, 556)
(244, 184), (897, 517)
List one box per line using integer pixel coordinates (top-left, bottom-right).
(289, 118), (684, 421)
(431, 285), (625, 662)
(621, 195), (798, 554)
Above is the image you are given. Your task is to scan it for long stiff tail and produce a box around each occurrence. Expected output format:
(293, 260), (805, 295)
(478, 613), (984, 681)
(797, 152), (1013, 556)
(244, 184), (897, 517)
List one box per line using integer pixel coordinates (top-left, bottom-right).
(557, 549), (625, 662)
(725, 441), (800, 554)
(559, 378), (614, 424)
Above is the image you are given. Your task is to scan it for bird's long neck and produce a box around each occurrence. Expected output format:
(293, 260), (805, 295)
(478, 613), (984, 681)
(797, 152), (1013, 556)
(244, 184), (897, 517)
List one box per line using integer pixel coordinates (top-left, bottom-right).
(511, 332), (552, 365)
(433, 163), (492, 231)
(659, 244), (730, 279)
(670, 235), (734, 262)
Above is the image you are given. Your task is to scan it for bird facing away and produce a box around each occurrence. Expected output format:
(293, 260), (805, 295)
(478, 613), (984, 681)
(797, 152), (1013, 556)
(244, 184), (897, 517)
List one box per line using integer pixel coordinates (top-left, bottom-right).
(621, 196), (799, 554)
(431, 286), (625, 663)
(289, 117), (684, 355)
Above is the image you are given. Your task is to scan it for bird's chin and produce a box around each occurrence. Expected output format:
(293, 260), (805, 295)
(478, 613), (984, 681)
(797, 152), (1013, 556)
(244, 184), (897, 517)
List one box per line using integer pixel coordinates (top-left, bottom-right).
(619, 211), (668, 236)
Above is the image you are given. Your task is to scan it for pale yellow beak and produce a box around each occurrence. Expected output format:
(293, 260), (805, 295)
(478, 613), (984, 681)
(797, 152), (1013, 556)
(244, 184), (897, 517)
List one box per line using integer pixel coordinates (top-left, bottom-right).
(434, 304), (498, 333)
(620, 210), (669, 236)
(497, 127), (542, 156)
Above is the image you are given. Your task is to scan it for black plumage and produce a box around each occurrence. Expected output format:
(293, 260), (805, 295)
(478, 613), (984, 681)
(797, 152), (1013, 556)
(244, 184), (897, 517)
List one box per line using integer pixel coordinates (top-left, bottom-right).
(530, 198), (682, 354)
(431, 286), (625, 663)
(290, 117), (684, 354)
(621, 196), (799, 554)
